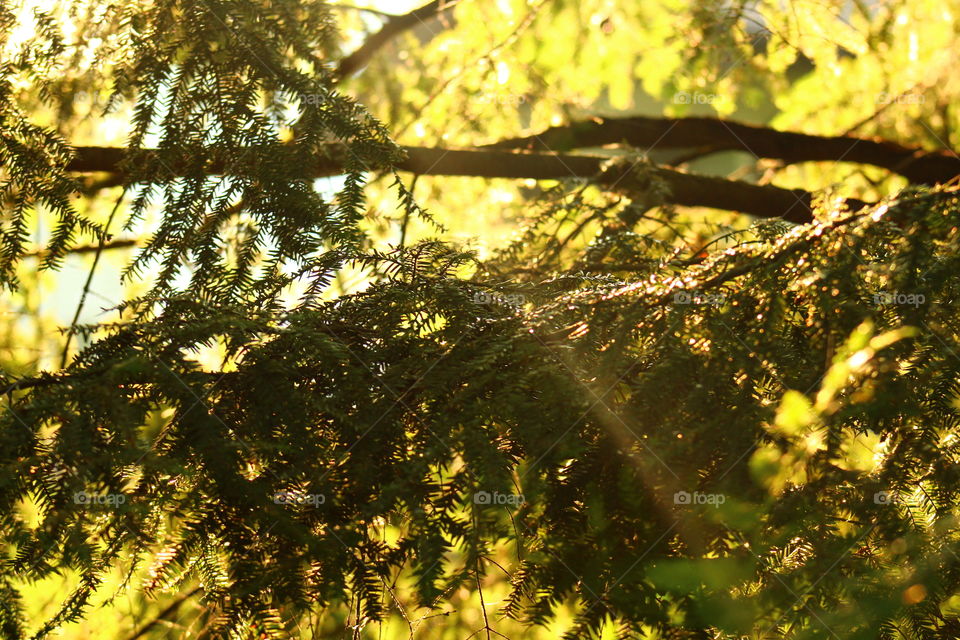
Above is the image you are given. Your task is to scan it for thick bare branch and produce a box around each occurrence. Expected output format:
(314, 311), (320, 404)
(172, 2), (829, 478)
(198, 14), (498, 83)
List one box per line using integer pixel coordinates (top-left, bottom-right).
(65, 145), (870, 223)
(486, 116), (960, 185)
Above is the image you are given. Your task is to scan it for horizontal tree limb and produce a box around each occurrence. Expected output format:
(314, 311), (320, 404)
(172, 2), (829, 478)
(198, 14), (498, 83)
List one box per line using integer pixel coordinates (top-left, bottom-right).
(66, 145), (871, 223)
(486, 115), (960, 185)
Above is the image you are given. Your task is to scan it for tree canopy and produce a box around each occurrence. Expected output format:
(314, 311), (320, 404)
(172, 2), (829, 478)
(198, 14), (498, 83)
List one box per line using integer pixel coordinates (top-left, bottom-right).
(2, 1), (960, 639)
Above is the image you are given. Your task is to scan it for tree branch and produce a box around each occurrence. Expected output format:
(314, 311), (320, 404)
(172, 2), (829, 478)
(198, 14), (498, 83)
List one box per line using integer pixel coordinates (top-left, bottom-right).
(123, 586), (202, 640)
(23, 238), (139, 257)
(64, 145), (868, 223)
(335, 0), (460, 79)
(486, 116), (960, 185)
(23, 238), (140, 258)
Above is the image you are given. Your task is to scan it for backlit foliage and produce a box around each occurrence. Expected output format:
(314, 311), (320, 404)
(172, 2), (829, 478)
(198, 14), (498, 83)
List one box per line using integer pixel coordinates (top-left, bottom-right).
(2, 1), (960, 639)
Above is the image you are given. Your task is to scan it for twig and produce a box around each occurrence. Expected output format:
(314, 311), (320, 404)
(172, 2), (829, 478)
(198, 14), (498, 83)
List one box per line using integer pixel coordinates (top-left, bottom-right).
(123, 586), (202, 640)
(60, 189), (126, 368)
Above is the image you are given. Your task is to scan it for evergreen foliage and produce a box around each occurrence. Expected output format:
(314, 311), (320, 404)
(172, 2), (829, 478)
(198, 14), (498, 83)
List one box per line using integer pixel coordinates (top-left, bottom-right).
(3, 0), (960, 638)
